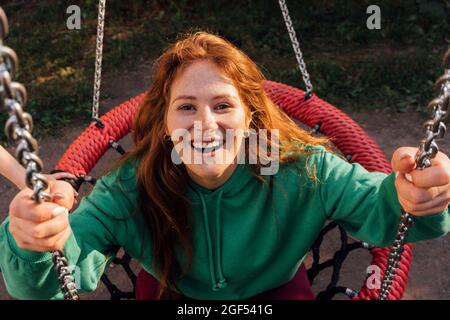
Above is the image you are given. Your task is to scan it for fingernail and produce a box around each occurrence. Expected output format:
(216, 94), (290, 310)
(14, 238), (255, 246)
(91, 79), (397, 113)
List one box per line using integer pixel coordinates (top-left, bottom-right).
(52, 206), (68, 217)
(405, 173), (413, 182)
(52, 192), (66, 199)
(395, 171), (399, 178)
(400, 154), (411, 160)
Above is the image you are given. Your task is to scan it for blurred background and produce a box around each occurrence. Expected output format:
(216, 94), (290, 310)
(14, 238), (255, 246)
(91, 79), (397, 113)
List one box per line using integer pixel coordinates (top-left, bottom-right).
(1, 0), (449, 139)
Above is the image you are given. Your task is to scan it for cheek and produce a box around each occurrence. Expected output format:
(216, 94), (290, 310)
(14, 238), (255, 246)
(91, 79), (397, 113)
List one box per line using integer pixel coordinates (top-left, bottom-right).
(166, 112), (190, 133)
(222, 109), (248, 130)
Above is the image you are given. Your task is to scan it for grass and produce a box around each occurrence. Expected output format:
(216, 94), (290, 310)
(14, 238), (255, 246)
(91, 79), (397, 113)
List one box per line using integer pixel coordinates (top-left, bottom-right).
(1, 0), (449, 140)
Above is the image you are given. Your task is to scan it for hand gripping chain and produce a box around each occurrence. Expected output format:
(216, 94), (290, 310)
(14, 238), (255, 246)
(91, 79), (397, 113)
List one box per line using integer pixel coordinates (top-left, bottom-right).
(379, 48), (450, 300)
(0, 7), (79, 300)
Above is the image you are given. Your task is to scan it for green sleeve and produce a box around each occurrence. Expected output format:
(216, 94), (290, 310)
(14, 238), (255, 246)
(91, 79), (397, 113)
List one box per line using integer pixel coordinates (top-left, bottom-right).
(0, 161), (139, 299)
(315, 147), (450, 247)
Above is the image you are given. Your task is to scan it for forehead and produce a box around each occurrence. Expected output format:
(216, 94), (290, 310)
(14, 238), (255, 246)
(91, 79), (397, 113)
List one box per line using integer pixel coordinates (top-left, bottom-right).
(170, 60), (239, 98)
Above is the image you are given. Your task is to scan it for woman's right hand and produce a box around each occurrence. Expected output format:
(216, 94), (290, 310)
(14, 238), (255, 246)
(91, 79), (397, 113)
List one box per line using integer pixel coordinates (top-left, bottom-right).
(8, 179), (75, 252)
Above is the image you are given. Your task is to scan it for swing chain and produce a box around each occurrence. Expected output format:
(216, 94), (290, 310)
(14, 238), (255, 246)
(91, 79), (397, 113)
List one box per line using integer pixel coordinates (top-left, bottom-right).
(92, 0), (106, 123)
(416, 51), (450, 169)
(0, 7), (79, 300)
(379, 48), (450, 300)
(277, 0), (313, 100)
(378, 211), (413, 300)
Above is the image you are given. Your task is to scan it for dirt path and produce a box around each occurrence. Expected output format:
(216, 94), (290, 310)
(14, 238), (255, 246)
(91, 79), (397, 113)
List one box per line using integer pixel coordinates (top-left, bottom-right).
(0, 61), (449, 300)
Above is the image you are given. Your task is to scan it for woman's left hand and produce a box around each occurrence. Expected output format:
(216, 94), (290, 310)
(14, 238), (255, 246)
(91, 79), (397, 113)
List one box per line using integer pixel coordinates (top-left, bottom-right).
(392, 147), (450, 216)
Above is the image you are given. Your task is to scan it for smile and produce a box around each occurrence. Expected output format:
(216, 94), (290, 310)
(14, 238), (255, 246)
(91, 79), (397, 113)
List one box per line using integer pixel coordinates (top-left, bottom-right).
(191, 140), (224, 154)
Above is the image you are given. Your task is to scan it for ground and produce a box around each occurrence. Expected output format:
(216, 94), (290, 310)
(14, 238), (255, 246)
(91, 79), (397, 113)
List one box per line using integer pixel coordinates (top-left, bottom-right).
(0, 61), (448, 300)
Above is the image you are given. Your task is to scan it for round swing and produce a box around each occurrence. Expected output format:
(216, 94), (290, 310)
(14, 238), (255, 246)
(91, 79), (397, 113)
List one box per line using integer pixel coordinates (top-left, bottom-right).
(1, 2), (448, 300)
(53, 80), (413, 300)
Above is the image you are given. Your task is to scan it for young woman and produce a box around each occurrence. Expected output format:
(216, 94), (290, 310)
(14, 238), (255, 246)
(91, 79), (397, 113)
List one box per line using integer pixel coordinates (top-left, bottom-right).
(1, 32), (449, 300)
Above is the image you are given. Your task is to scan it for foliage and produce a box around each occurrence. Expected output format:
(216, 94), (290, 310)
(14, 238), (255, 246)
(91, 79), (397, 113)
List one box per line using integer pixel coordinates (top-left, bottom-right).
(1, 0), (448, 139)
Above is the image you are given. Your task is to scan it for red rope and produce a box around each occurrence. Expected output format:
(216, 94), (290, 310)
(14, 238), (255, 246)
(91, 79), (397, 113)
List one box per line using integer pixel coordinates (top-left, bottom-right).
(55, 81), (412, 300)
(55, 93), (145, 175)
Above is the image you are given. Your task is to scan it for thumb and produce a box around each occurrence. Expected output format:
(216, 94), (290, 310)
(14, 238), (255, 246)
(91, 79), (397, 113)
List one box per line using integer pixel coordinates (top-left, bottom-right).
(49, 180), (75, 211)
(392, 147), (417, 174)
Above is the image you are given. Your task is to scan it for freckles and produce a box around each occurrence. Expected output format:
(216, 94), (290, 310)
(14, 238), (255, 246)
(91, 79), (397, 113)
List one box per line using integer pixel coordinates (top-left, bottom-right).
(223, 111), (247, 128)
(167, 112), (191, 132)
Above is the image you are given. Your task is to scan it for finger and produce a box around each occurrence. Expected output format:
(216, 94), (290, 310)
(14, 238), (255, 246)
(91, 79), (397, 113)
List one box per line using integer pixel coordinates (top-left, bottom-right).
(399, 200), (449, 216)
(51, 172), (77, 181)
(10, 223), (70, 252)
(391, 147), (417, 174)
(8, 219), (31, 248)
(11, 237), (47, 252)
(10, 192), (66, 223)
(408, 152), (450, 188)
(408, 167), (450, 188)
(49, 180), (75, 210)
(13, 212), (69, 239)
(398, 190), (450, 215)
(44, 174), (56, 182)
(53, 227), (72, 251)
(395, 173), (438, 204)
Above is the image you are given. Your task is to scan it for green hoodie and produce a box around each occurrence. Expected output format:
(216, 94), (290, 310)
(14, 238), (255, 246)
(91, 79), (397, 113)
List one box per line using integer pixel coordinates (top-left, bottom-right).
(0, 145), (449, 299)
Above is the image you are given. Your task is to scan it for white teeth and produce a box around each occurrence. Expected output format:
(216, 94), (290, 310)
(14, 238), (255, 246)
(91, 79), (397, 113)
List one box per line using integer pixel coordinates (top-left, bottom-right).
(192, 141), (222, 149)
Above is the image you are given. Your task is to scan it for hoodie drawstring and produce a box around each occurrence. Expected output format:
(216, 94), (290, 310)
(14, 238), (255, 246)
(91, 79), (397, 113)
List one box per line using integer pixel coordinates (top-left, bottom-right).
(214, 191), (227, 289)
(195, 189), (228, 291)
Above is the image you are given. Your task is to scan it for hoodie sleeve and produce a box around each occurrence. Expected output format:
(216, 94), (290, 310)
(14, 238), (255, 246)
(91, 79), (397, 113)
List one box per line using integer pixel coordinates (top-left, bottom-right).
(0, 161), (140, 300)
(315, 147), (450, 247)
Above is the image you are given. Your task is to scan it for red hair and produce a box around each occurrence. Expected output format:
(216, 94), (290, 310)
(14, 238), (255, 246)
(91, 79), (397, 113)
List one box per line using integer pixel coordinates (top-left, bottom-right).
(117, 32), (330, 298)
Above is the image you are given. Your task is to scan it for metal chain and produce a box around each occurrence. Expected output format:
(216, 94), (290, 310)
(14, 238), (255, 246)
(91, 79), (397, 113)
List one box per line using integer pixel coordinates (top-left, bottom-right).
(378, 211), (413, 300)
(0, 7), (79, 300)
(379, 48), (450, 300)
(92, 0), (106, 122)
(277, 0), (313, 100)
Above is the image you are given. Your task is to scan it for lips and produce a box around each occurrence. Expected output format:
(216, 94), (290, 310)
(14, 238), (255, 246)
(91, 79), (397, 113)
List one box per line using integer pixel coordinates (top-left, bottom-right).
(191, 140), (224, 153)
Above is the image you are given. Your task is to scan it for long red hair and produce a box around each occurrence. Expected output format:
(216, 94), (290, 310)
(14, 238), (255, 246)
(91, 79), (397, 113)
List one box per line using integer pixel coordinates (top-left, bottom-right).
(117, 32), (330, 298)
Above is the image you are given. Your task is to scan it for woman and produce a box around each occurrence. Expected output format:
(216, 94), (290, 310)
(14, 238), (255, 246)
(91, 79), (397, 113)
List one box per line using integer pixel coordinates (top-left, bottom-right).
(1, 32), (449, 300)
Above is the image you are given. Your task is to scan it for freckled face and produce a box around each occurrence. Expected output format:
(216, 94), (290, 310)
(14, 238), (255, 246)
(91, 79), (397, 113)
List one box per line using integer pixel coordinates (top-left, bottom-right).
(166, 60), (249, 189)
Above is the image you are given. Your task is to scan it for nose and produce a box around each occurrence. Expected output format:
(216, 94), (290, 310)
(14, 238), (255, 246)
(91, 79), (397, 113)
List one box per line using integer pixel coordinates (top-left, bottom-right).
(197, 106), (218, 132)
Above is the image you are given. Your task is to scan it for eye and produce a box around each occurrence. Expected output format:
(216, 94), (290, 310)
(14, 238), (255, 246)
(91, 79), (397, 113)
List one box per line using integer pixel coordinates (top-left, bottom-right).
(215, 103), (231, 111)
(179, 104), (195, 111)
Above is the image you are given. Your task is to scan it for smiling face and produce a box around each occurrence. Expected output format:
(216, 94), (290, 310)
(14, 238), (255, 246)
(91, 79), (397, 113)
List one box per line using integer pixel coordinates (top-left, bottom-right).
(166, 59), (250, 189)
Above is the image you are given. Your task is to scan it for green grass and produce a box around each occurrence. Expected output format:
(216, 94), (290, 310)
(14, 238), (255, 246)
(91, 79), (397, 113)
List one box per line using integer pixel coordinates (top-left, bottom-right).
(1, 0), (449, 140)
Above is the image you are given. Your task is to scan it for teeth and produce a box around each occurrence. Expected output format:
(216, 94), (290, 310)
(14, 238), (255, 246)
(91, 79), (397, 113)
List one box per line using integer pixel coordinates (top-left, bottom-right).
(192, 141), (222, 149)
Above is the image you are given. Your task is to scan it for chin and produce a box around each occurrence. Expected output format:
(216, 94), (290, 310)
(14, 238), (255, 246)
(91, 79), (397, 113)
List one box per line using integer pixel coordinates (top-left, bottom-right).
(191, 163), (228, 179)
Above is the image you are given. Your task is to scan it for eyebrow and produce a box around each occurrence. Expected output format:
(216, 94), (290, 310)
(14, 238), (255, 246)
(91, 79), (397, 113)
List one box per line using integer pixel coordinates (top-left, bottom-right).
(171, 94), (238, 105)
(172, 95), (196, 104)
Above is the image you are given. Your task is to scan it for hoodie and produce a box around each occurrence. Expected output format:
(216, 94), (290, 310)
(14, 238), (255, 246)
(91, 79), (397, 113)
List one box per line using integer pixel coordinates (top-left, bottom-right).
(0, 145), (449, 299)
